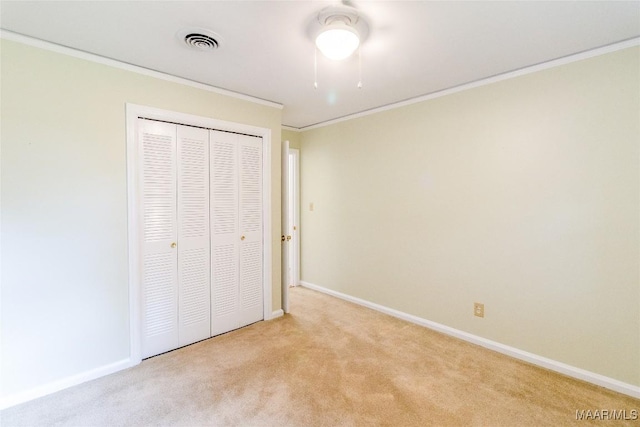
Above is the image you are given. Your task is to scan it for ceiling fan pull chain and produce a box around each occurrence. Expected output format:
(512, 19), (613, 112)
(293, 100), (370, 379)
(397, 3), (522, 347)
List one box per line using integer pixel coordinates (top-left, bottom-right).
(314, 46), (319, 89)
(357, 46), (363, 89)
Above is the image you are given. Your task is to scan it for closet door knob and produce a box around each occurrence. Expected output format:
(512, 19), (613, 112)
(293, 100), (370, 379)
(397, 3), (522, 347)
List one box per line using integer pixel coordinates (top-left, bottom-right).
(171, 242), (177, 248)
(241, 235), (246, 241)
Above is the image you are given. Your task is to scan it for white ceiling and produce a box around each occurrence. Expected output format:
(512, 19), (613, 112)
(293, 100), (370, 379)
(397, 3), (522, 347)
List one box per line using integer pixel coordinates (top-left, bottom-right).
(2, 1), (639, 129)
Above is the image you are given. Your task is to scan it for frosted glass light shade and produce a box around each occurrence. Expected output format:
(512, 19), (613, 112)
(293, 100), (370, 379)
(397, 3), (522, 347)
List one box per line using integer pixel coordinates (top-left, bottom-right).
(315, 24), (360, 60)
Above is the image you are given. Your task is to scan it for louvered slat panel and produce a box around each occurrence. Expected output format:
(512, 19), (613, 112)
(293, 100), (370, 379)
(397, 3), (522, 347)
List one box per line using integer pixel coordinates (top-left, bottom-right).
(240, 241), (262, 309)
(143, 133), (175, 242)
(213, 244), (238, 316)
(144, 252), (176, 336)
(179, 136), (208, 239)
(212, 139), (237, 235)
(240, 144), (262, 233)
(179, 248), (209, 325)
(177, 126), (210, 346)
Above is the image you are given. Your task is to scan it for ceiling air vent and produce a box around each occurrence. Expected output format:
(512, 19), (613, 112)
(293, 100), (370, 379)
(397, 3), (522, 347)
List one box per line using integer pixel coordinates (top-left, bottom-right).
(176, 28), (221, 52)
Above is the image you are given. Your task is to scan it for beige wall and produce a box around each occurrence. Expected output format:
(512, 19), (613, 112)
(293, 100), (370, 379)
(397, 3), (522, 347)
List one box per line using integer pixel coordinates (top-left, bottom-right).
(282, 129), (302, 149)
(0, 39), (282, 398)
(300, 47), (640, 386)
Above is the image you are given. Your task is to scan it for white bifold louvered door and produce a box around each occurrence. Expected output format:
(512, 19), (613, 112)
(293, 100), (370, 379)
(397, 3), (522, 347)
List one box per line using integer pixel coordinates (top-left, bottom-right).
(237, 134), (264, 328)
(139, 119), (263, 358)
(139, 120), (211, 359)
(176, 125), (211, 347)
(210, 131), (263, 336)
(139, 120), (179, 359)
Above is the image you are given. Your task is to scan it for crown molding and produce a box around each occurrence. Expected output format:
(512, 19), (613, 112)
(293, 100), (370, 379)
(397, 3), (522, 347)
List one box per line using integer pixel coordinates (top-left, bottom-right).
(3, 29), (637, 130)
(0, 30), (283, 110)
(300, 37), (640, 131)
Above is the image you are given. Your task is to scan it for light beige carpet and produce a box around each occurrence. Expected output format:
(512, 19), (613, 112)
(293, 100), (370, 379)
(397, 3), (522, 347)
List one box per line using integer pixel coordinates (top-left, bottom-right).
(2, 286), (638, 426)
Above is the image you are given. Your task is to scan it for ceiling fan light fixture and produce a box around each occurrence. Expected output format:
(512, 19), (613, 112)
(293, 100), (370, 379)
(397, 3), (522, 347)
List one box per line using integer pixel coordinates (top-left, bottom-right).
(315, 22), (360, 61)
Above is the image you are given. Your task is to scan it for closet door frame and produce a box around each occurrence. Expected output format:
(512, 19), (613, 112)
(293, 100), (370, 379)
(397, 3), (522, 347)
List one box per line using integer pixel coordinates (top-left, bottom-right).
(126, 103), (273, 364)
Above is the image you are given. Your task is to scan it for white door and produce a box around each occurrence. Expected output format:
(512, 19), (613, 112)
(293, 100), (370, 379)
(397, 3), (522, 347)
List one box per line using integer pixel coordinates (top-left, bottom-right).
(288, 149), (300, 289)
(281, 140), (290, 313)
(139, 119), (179, 359)
(176, 125), (211, 346)
(210, 131), (264, 335)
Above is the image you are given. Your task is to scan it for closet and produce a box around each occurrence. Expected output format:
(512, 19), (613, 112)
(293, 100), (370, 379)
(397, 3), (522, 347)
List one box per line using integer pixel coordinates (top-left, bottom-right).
(138, 119), (263, 359)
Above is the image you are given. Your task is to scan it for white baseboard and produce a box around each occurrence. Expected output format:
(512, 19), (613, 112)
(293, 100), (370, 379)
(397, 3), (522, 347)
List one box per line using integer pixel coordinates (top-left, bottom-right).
(299, 281), (640, 399)
(1, 308), (286, 411)
(0, 358), (136, 410)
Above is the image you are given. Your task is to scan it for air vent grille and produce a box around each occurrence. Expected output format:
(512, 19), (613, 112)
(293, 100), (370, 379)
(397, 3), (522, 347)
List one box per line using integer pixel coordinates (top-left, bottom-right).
(176, 28), (221, 52)
(184, 33), (219, 51)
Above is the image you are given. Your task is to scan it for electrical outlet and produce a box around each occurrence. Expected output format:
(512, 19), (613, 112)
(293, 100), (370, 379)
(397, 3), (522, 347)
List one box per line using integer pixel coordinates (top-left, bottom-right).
(474, 303), (484, 318)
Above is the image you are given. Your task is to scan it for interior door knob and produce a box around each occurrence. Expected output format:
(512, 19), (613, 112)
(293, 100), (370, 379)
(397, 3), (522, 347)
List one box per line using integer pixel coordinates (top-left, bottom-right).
(241, 235), (246, 241)
(286, 235), (292, 241)
(171, 242), (177, 248)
